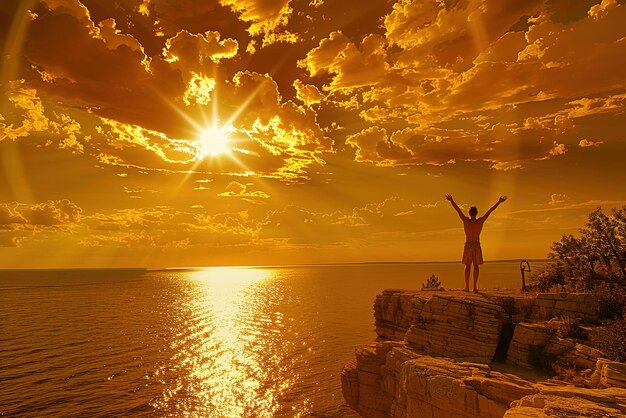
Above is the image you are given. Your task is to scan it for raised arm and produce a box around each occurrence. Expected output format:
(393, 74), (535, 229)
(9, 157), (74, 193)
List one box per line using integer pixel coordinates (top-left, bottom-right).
(445, 194), (467, 220)
(480, 195), (507, 221)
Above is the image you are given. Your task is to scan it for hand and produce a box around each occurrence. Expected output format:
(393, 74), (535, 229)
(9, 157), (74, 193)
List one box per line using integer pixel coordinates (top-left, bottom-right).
(445, 194), (453, 202)
(498, 195), (508, 203)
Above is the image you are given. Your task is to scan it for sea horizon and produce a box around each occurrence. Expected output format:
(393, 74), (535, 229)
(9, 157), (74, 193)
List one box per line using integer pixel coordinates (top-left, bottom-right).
(0, 258), (550, 273)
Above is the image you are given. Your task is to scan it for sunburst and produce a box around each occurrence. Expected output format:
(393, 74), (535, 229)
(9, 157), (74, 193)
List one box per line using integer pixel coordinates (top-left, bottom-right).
(197, 123), (235, 158)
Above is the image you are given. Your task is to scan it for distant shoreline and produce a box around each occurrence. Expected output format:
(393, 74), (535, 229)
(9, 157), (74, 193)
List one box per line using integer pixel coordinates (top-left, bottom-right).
(0, 260), (549, 272)
(155, 259), (549, 271)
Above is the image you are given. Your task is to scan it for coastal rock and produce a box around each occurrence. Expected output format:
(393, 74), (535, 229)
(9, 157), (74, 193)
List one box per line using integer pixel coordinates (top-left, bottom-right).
(342, 342), (537, 418)
(592, 358), (626, 389)
(557, 342), (605, 370)
(507, 322), (603, 370)
(374, 290), (428, 340)
(344, 289), (626, 418)
(405, 294), (509, 362)
(505, 386), (626, 417)
(532, 293), (600, 322)
(374, 291), (511, 362)
(506, 323), (554, 369)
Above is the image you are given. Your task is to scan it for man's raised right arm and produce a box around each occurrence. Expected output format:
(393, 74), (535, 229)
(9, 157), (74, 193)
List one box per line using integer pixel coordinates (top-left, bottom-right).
(445, 194), (467, 220)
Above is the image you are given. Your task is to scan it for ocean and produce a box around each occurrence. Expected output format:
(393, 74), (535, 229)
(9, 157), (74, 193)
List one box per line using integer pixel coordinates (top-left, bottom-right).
(0, 261), (544, 417)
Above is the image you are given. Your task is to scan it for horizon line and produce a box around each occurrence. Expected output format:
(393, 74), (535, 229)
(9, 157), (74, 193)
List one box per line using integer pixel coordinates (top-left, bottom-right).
(0, 258), (549, 272)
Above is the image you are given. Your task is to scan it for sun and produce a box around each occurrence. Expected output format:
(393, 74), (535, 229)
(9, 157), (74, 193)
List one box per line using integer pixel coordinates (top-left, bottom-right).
(197, 125), (234, 158)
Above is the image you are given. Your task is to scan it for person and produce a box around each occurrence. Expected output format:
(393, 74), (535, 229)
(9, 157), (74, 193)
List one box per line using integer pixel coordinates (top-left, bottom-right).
(445, 194), (507, 293)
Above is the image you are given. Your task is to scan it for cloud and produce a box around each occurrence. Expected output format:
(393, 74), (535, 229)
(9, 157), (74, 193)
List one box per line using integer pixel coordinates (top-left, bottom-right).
(86, 71), (332, 179)
(298, 0), (626, 170)
(0, 204), (28, 228)
(17, 4), (332, 180)
(0, 199), (82, 246)
(257, 197), (448, 246)
(98, 18), (145, 52)
(578, 139), (604, 147)
(293, 79), (325, 107)
(7, 197), (445, 251)
(82, 206), (257, 248)
(383, 0), (544, 70)
(218, 181), (270, 199)
(548, 193), (570, 206)
(588, 0), (618, 19)
(220, 0), (293, 37)
(6, 0), (625, 183)
(0, 80), (50, 141)
(346, 123), (568, 169)
(300, 31), (388, 90)
(27, 200), (82, 226)
(0, 234), (21, 247)
(24, 5), (185, 134)
(0, 81), (87, 154)
(163, 30), (239, 71)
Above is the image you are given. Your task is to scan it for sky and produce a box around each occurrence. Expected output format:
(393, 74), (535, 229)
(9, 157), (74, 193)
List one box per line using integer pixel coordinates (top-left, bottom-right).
(0, 0), (625, 268)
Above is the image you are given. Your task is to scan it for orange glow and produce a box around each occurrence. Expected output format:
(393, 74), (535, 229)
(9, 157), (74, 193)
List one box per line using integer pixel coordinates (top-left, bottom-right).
(0, 1), (624, 268)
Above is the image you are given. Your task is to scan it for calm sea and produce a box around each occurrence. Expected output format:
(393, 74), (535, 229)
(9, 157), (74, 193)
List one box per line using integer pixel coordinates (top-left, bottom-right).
(0, 261), (543, 417)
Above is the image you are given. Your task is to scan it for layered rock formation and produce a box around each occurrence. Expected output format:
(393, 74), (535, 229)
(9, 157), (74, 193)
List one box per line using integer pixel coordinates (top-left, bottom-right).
(342, 290), (626, 417)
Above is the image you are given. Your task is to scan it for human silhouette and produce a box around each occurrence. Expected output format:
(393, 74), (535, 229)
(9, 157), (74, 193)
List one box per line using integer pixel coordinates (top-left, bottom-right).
(445, 194), (507, 292)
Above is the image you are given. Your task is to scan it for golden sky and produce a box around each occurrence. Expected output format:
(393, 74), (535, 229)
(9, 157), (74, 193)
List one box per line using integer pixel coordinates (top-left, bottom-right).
(1, 0), (625, 268)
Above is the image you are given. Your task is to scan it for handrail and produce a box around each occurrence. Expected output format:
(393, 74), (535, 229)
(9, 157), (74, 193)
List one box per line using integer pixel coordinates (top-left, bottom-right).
(520, 260), (530, 291)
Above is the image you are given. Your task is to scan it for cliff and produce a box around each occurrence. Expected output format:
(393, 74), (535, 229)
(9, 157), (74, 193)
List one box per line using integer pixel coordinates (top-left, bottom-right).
(342, 289), (626, 417)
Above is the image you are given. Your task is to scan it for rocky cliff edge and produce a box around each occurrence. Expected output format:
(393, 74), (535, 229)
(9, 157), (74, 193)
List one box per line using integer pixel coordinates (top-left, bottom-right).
(342, 289), (626, 417)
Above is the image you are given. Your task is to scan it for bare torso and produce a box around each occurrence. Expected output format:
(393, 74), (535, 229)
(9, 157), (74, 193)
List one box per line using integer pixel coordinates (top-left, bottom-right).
(463, 217), (485, 243)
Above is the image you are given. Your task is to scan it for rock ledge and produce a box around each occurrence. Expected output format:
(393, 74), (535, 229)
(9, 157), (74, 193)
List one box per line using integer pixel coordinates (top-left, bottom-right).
(342, 290), (626, 417)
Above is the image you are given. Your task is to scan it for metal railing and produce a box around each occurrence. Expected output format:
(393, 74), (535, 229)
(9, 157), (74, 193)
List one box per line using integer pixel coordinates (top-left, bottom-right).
(520, 260), (530, 291)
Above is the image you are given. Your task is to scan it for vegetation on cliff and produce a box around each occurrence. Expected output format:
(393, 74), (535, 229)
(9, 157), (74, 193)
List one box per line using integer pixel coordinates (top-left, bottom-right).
(532, 206), (626, 362)
(534, 206), (626, 290)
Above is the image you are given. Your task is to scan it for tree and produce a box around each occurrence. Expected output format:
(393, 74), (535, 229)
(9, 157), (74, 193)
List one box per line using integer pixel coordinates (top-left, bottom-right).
(535, 206), (626, 288)
(584, 208), (626, 282)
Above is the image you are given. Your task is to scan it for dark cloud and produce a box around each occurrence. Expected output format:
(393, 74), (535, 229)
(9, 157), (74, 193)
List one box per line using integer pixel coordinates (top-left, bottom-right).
(0, 199), (82, 249)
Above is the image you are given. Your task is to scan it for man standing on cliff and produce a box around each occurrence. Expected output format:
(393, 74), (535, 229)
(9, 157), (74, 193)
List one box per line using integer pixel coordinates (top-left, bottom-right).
(445, 194), (507, 293)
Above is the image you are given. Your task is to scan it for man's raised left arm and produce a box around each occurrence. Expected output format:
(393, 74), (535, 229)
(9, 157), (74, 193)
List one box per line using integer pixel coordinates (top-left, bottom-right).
(481, 195), (507, 221)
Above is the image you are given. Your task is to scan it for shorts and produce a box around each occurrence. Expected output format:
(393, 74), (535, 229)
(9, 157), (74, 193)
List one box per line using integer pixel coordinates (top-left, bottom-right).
(462, 242), (483, 265)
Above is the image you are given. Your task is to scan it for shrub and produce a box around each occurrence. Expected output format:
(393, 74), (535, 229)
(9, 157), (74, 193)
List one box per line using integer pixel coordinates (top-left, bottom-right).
(553, 317), (588, 341)
(422, 274), (442, 290)
(531, 265), (565, 292)
(590, 314), (626, 362)
(551, 362), (591, 387)
(593, 283), (626, 320)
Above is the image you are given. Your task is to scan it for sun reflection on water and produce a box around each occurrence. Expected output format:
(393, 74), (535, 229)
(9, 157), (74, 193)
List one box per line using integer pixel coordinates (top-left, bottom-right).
(152, 267), (306, 417)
